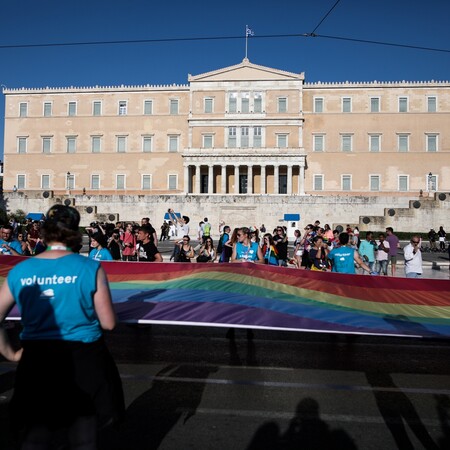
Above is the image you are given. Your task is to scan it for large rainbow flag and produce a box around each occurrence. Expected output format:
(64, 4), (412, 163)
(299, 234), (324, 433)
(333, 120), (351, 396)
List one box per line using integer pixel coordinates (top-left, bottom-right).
(2, 256), (450, 338)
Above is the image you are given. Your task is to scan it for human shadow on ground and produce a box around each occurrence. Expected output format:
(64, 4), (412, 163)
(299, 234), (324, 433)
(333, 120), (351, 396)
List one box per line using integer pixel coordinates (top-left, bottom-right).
(99, 364), (218, 450)
(246, 397), (357, 450)
(366, 371), (439, 450)
(435, 394), (450, 449)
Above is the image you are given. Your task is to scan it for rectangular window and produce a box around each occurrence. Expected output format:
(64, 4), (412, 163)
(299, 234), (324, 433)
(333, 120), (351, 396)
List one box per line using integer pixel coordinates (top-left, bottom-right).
(254, 92), (262, 113)
(19, 102), (28, 117)
(118, 101), (127, 116)
(241, 92), (250, 113)
(93, 101), (102, 116)
(142, 175), (152, 190)
(168, 135), (178, 152)
(253, 127), (262, 147)
(116, 175), (125, 190)
(370, 97), (380, 113)
(426, 134), (438, 152)
(204, 98), (213, 113)
(17, 175), (26, 189)
(168, 174), (177, 190)
(314, 97), (323, 113)
(277, 134), (288, 148)
(370, 175), (380, 191)
(67, 137), (76, 153)
(278, 97), (287, 113)
(369, 134), (380, 152)
(228, 127), (236, 147)
(427, 96), (437, 112)
(241, 127), (249, 147)
(67, 173), (75, 190)
(43, 102), (52, 117)
(398, 175), (408, 192)
(68, 102), (77, 116)
(229, 93), (237, 113)
(18, 137), (27, 154)
(341, 134), (352, 152)
(342, 97), (352, 113)
(117, 136), (127, 153)
(144, 100), (153, 115)
(169, 99), (178, 115)
(91, 175), (100, 190)
(427, 174), (437, 191)
(313, 175), (323, 191)
(398, 134), (409, 152)
(342, 175), (352, 191)
(398, 97), (408, 112)
(142, 136), (152, 153)
(42, 137), (52, 154)
(313, 134), (324, 152)
(92, 136), (101, 153)
(203, 134), (213, 148)
(41, 175), (50, 189)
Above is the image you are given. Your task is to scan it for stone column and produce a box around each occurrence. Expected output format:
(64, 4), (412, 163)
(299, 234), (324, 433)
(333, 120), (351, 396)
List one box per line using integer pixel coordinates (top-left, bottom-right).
(221, 165), (227, 194)
(195, 164), (201, 194)
(260, 165), (266, 194)
(274, 165), (279, 195)
(247, 165), (253, 194)
(183, 165), (190, 193)
(234, 165), (240, 194)
(208, 164), (214, 194)
(299, 160), (306, 195)
(287, 164), (293, 195)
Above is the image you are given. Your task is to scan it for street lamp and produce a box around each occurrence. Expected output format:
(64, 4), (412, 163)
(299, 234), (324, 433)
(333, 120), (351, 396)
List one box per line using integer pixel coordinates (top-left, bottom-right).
(428, 172), (433, 192)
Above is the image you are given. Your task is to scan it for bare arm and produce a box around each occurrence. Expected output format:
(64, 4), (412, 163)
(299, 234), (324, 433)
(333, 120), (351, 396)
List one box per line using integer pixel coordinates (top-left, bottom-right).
(254, 245), (265, 264)
(354, 252), (372, 273)
(153, 252), (163, 262)
(0, 281), (22, 361)
(93, 266), (117, 331)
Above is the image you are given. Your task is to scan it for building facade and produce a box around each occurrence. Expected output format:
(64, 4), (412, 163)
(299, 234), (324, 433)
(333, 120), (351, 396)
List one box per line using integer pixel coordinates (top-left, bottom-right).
(2, 59), (449, 228)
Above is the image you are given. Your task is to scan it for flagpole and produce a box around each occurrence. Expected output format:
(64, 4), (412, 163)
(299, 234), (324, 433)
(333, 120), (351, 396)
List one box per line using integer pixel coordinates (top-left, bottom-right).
(245, 25), (248, 59)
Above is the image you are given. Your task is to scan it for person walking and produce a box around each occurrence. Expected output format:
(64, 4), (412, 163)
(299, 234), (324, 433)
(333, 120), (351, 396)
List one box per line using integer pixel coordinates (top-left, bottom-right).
(0, 204), (124, 449)
(437, 226), (447, 252)
(385, 227), (400, 276)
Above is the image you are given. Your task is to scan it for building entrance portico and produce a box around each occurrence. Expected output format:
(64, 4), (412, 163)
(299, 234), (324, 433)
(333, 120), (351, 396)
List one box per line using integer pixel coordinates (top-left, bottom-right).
(183, 152), (307, 195)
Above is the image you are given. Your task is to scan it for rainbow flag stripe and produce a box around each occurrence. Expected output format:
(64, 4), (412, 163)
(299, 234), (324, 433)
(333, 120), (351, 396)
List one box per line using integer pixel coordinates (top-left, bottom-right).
(2, 257), (450, 338)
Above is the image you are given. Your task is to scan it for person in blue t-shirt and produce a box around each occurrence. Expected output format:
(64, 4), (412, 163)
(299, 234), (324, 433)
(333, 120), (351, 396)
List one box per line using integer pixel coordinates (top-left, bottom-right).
(231, 227), (264, 263)
(328, 232), (374, 275)
(0, 225), (23, 255)
(88, 232), (113, 261)
(0, 205), (124, 448)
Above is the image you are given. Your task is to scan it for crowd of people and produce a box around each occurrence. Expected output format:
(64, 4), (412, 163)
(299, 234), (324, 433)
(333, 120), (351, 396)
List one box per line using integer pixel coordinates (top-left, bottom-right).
(0, 211), (448, 278)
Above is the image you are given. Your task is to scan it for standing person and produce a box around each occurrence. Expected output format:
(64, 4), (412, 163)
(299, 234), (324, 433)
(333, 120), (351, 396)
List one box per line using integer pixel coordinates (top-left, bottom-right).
(261, 233), (279, 266)
(136, 225), (163, 262)
(140, 217), (158, 245)
(88, 232), (113, 261)
(202, 218), (212, 243)
(0, 204), (124, 449)
(107, 230), (123, 261)
(293, 229), (304, 269)
(403, 235), (423, 278)
(217, 225), (231, 263)
(437, 226), (447, 252)
(309, 236), (329, 271)
(273, 226), (288, 266)
(375, 233), (390, 276)
(175, 235), (195, 262)
(220, 226), (236, 263)
(428, 228), (438, 251)
(168, 209), (190, 238)
(27, 221), (41, 253)
(358, 231), (377, 272)
(385, 227), (400, 276)
(196, 237), (216, 263)
(122, 222), (136, 261)
(328, 232), (374, 275)
(0, 225), (23, 255)
(231, 227), (264, 263)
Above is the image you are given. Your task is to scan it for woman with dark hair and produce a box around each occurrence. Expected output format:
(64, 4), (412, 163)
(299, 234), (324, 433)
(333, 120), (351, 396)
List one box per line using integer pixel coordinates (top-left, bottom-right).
(231, 227), (264, 263)
(175, 235), (195, 262)
(197, 237), (216, 263)
(88, 232), (113, 261)
(0, 204), (124, 449)
(261, 233), (279, 265)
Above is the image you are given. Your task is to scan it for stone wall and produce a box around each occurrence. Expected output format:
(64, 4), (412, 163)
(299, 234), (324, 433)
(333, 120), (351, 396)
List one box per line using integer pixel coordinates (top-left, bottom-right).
(4, 192), (449, 236)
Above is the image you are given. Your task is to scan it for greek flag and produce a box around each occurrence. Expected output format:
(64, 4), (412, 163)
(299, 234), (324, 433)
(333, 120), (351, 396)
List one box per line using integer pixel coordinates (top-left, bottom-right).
(246, 26), (254, 37)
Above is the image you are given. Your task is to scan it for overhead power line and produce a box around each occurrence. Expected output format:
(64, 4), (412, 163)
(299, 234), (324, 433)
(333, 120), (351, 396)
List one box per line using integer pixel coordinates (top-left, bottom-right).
(310, 0), (342, 35)
(0, 32), (449, 54)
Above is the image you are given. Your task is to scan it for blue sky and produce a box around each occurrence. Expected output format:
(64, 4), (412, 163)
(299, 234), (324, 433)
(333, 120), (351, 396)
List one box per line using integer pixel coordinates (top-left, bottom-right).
(1, 0), (449, 157)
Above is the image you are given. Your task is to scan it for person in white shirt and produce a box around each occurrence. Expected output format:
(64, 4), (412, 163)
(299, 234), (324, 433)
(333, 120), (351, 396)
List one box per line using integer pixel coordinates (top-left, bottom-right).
(375, 233), (390, 275)
(403, 235), (423, 278)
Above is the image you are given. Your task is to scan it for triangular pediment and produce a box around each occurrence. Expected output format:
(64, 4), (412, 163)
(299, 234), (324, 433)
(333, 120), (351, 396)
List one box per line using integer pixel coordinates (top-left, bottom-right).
(188, 59), (304, 82)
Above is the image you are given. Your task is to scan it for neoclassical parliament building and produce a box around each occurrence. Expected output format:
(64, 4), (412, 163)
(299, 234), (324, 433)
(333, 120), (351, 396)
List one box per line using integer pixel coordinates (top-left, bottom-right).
(2, 59), (449, 228)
